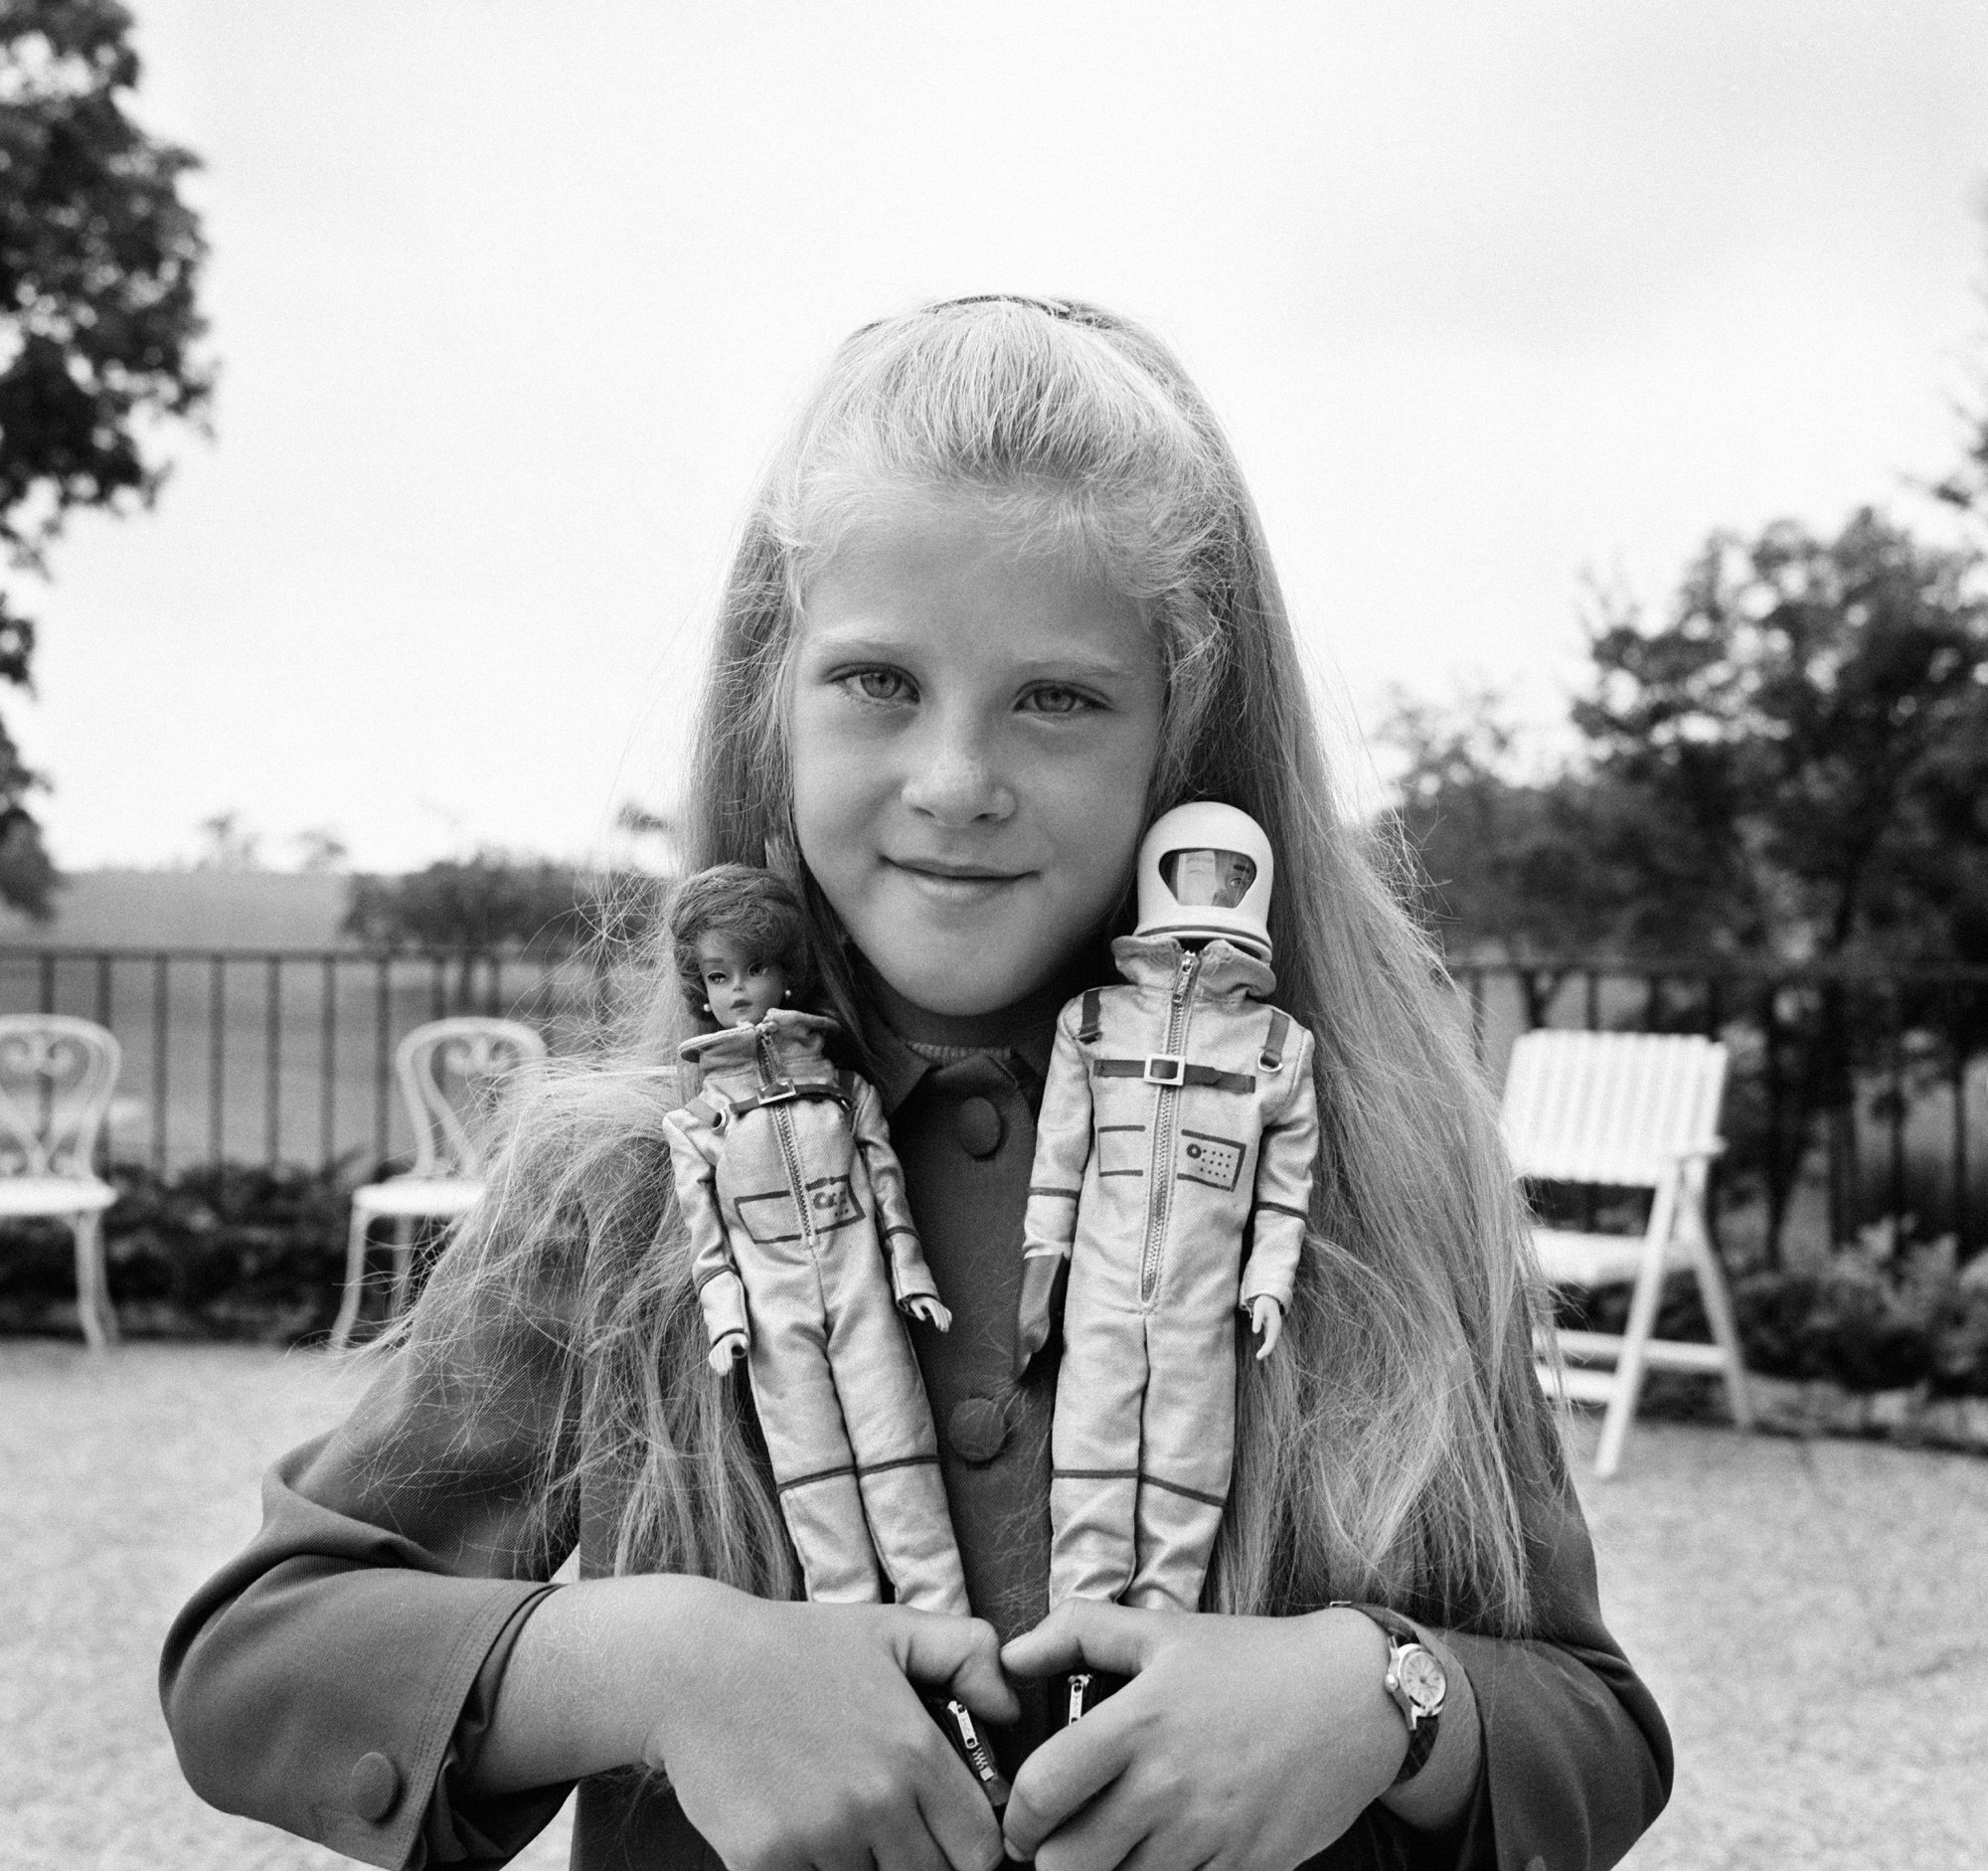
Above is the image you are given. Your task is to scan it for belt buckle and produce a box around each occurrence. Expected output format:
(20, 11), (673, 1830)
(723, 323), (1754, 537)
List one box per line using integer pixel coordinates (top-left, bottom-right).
(1142, 1054), (1184, 1086)
(757, 1079), (798, 1105)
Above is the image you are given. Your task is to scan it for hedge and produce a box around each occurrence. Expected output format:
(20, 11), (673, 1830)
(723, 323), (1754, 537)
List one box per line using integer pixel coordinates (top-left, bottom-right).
(0, 1160), (392, 1344)
(5, 1168), (1987, 1412)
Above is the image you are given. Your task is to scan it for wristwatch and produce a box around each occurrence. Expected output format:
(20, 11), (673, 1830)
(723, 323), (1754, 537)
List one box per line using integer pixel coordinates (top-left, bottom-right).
(1331, 1602), (1446, 1785)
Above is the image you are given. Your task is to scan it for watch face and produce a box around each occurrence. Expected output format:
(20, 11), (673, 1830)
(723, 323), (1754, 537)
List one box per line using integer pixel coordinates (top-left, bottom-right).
(1398, 1646), (1445, 1715)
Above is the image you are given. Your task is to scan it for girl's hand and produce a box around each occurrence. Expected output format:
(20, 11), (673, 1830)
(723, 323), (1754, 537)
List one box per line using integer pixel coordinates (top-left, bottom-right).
(708, 1330), (747, 1373)
(1247, 1296), (1283, 1361)
(647, 1589), (1021, 1871)
(905, 1293), (953, 1332)
(999, 1602), (1406, 1871)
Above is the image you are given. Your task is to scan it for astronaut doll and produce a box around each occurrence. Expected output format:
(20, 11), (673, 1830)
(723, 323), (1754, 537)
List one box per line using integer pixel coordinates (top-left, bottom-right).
(661, 864), (970, 1617)
(1015, 803), (1320, 1620)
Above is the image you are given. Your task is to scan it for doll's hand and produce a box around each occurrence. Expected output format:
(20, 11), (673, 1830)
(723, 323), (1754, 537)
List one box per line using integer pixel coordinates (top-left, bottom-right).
(707, 1330), (747, 1374)
(1248, 1296), (1283, 1361)
(999, 1601), (1407, 1871)
(646, 1588), (1020, 1871)
(905, 1293), (953, 1332)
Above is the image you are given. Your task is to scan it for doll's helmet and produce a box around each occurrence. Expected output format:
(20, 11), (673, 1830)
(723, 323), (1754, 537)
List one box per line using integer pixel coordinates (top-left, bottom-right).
(1133, 802), (1274, 961)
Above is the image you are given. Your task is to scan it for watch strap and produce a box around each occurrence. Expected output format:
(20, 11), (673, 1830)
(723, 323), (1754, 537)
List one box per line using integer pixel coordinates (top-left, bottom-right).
(1330, 1601), (1443, 1786)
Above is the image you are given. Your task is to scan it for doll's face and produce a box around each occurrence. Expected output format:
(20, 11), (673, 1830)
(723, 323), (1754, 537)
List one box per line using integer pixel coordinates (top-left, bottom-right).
(695, 932), (787, 1028)
(789, 493), (1164, 1018)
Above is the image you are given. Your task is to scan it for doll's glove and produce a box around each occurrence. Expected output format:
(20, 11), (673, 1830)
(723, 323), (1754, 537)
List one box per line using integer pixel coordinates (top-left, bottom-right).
(1013, 1249), (1070, 1379)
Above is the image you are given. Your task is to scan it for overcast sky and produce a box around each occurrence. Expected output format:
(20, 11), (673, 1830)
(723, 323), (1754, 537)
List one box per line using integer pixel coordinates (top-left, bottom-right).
(18, 0), (1988, 872)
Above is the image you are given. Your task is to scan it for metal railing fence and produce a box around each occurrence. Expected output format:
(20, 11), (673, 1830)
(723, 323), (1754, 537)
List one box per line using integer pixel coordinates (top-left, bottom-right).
(0, 945), (606, 1177)
(2, 944), (1981, 1264)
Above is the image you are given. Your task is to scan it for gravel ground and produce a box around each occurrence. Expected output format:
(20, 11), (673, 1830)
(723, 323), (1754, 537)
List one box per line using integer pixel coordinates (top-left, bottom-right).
(1, 1340), (1982, 1870)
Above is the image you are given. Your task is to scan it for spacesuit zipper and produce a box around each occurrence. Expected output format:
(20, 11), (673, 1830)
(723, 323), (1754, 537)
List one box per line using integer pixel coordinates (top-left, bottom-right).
(757, 1035), (816, 1249)
(1139, 949), (1201, 1304)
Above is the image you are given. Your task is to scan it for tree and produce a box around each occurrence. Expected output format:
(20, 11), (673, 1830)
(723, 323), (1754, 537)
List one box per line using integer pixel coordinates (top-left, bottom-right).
(1574, 510), (1988, 972)
(1380, 687), (1646, 1023)
(0, 0), (212, 913)
(342, 851), (595, 955)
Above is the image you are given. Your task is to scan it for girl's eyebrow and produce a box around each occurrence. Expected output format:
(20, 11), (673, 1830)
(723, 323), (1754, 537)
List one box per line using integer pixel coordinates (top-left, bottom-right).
(801, 630), (1144, 685)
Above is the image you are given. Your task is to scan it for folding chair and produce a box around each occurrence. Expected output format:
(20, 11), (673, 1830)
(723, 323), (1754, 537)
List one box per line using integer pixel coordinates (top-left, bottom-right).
(1500, 1030), (1751, 1477)
(330, 1016), (546, 1347)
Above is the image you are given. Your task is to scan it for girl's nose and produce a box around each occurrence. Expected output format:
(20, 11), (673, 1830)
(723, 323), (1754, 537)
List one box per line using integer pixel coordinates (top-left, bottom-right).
(902, 719), (1015, 828)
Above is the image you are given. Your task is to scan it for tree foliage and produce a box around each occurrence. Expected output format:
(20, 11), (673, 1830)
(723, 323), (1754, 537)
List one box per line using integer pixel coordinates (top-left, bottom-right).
(1574, 510), (1988, 970)
(0, 0), (212, 913)
(1388, 509), (1988, 978)
(343, 851), (600, 955)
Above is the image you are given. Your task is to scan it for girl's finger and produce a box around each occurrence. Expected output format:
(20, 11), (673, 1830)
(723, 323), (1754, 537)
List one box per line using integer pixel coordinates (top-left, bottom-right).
(889, 1613), (1021, 1723)
(1000, 1600), (1160, 1682)
(1025, 1774), (1152, 1871)
(914, 1772), (1009, 1871)
(1001, 1697), (1139, 1861)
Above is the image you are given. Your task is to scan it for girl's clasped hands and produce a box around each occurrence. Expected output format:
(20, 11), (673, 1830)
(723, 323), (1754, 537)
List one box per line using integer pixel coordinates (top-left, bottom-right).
(637, 1589), (1416, 1871)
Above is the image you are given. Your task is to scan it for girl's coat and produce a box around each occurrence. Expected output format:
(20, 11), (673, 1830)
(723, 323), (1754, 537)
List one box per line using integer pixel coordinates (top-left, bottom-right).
(663, 1008), (966, 1614)
(159, 1000), (1671, 1871)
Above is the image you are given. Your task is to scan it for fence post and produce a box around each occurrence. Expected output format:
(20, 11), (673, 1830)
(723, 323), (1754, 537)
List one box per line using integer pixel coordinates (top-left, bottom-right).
(151, 953), (169, 1175)
(321, 955), (338, 1172)
(375, 954), (393, 1171)
(209, 953), (226, 1163)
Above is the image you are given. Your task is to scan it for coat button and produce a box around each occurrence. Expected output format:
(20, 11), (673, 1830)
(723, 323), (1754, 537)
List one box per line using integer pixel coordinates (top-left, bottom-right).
(947, 1396), (1009, 1463)
(952, 1096), (1005, 1158)
(347, 1751), (401, 1822)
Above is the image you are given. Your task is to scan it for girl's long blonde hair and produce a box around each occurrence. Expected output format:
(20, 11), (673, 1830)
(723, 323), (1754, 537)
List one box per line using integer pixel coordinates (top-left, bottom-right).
(405, 297), (1561, 1636)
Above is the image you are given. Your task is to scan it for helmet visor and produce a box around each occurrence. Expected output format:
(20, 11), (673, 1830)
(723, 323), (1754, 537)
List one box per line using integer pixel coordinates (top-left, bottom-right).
(1159, 848), (1257, 911)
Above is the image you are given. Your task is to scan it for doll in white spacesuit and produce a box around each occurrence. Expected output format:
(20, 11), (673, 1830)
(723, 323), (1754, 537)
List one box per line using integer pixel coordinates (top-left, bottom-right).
(1015, 803), (1321, 1623)
(661, 865), (969, 1616)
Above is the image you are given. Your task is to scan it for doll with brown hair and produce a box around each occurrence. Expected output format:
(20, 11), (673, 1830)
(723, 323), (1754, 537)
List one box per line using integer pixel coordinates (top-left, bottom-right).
(661, 862), (970, 1616)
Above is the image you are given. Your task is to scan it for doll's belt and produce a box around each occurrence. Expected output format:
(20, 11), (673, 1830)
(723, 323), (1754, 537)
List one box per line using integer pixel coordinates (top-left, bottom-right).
(1092, 1056), (1256, 1094)
(720, 1080), (852, 1120)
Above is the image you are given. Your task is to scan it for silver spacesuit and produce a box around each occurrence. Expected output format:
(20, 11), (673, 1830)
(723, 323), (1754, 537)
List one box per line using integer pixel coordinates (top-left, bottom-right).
(1017, 805), (1321, 1615)
(663, 1008), (969, 1616)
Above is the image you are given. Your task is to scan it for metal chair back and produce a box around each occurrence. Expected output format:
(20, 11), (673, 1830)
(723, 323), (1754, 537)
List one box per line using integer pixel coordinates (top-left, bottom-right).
(395, 1017), (547, 1181)
(0, 1015), (122, 1180)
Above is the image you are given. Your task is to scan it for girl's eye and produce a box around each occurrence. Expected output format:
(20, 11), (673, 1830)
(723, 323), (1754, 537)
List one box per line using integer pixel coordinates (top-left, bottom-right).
(844, 667), (914, 704)
(1021, 684), (1097, 717)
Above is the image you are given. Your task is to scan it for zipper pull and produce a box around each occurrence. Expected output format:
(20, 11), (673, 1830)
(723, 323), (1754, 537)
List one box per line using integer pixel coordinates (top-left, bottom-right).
(1173, 950), (1198, 1003)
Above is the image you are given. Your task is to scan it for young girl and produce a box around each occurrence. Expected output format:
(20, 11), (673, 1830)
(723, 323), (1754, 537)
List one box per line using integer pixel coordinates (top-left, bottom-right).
(162, 297), (1670, 1871)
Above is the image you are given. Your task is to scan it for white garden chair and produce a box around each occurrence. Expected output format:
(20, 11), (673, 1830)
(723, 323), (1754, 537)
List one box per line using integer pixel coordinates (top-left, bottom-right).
(330, 1016), (546, 1348)
(1501, 1029), (1752, 1477)
(0, 1015), (123, 1350)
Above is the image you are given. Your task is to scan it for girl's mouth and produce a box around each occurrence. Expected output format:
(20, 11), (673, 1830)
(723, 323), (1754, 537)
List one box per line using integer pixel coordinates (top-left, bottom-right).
(886, 857), (1027, 905)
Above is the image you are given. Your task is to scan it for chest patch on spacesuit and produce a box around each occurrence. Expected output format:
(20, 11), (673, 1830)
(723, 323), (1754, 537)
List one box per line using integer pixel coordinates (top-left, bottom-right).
(1177, 1130), (1245, 1191)
(735, 1175), (865, 1244)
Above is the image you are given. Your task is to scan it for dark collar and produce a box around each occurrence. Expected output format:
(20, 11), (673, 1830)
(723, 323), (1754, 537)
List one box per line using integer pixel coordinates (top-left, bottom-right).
(855, 997), (1061, 1117)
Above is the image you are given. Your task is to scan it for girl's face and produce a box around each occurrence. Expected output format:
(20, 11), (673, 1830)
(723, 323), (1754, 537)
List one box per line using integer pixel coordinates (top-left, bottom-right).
(789, 495), (1164, 1018)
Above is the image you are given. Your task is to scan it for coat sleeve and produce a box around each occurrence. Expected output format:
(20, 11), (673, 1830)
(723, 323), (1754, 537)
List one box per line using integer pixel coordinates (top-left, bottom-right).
(664, 1105), (750, 1347)
(849, 1072), (939, 1305)
(159, 1268), (584, 1871)
(1380, 1450), (1673, 1871)
(1239, 1023), (1319, 1312)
